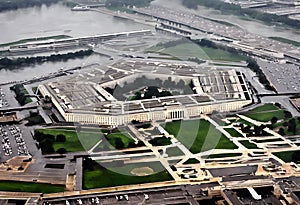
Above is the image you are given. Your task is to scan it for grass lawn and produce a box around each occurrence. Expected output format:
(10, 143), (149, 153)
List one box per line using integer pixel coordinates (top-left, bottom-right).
(224, 128), (242, 137)
(183, 158), (200, 164)
(31, 86), (38, 94)
(149, 136), (172, 146)
(248, 104), (280, 113)
(83, 162), (172, 189)
(0, 181), (65, 193)
(166, 147), (184, 157)
(236, 118), (254, 126)
(273, 151), (295, 162)
(106, 132), (135, 148)
(240, 140), (259, 149)
(163, 119), (237, 153)
(146, 42), (247, 62)
(244, 104), (285, 122)
(36, 128), (102, 152)
(25, 115), (45, 125)
(281, 118), (300, 136)
(206, 153), (242, 159)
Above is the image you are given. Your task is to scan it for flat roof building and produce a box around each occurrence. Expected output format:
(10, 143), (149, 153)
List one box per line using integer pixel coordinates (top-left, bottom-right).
(39, 60), (252, 126)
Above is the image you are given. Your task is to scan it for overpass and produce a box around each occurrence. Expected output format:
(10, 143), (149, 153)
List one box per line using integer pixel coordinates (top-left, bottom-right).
(257, 92), (300, 97)
(7, 30), (153, 54)
(0, 104), (39, 113)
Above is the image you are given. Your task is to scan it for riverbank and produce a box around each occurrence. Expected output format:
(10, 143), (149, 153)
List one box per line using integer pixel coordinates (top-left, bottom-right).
(181, 0), (300, 29)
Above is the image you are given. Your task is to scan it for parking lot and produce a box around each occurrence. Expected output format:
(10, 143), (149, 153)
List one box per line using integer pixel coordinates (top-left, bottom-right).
(43, 186), (192, 205)
(45, 193), (154, 205)
(0, 87), (9, 108)
(0, 124), (30, 162)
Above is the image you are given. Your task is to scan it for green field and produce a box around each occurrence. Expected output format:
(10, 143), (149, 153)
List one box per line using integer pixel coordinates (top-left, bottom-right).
(166, 147), (184, 157)
(236, 118), (254, 126)
(248, 104), (280, 112)
(244, 104), (285, 122)
(0, 181), (65, 193)
(240, 140), (259, 149)
(163, 119), (237, 153)
(146, 42), (247, 62)
(281, 118), (300, 136)
(149, 136), (172, 146)
(83, 162), (172, 189)
(106, 132), (135, 149)
(273, 151), (295, 162)
(206, 153), (242, 159)
(224, 128), (242, 137)
(36, 128), (102, 152)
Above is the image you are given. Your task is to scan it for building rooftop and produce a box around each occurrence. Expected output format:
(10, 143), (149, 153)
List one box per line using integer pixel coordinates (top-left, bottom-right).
(40, 59), (250, 116)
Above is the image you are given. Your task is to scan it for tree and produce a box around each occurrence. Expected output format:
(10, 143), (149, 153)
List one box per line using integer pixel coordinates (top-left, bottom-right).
(83, 158), (95, 171)
(242, 125), (251, 133)
(288, 118), (296, 135)
(292, 151), (300, 163)
(278, 128), (285, 136)
(56, 134), (66, 142)
(176, 79), (185, 88)
(56, 148), (67, 154)
(39, 138), (54, 154)
(114, 138), (125, 149)
(254, 125), (262, 136)
(271, 117), (278, 124)
(275, 103), (281, 108)
(284, 111), (292, 119)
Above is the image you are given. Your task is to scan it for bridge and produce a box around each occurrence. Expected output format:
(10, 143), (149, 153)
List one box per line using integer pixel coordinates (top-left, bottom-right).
(0, 104), (39, 113)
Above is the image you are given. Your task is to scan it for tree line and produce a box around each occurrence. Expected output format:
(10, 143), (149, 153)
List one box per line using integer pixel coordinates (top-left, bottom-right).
(182, 0), (300, 29)
(34, 130), (66, 154)
(193, 38), (276, 92)
(0, 49), (93, 70)
(10, 84), (32, 105)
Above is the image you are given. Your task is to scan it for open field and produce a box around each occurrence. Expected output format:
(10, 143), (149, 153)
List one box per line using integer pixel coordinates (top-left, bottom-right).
(273, 151), (295, 162)
(36, 128), (102, 152)
(163, 119), (237, 153)
(206, 153), (242, 159)
(83, 162), (172, 189)
(0, 181), (65, 193)
(240, 140), (259, 149)
(244, 104), (285, 122)
(146, 42), (247, 62)
(224, 128), (242, 137)
(106, 132), (135, 149)
(166, 147), (184, 157)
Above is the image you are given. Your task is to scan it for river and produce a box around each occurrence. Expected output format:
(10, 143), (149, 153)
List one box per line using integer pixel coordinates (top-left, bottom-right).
(0, 3), (151, 83)
(151, 0), (300, 42)
(0, 3), (150, 44)
(1, 1), (299, 83)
